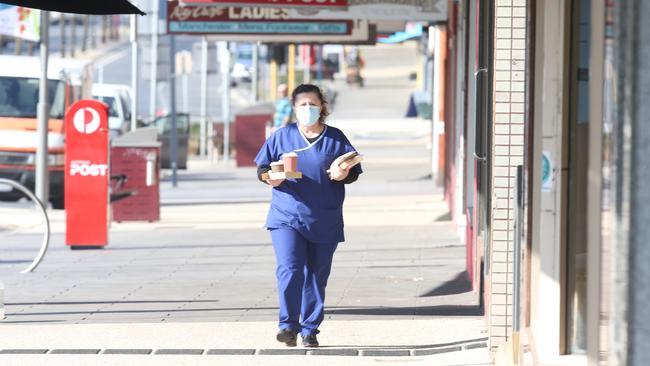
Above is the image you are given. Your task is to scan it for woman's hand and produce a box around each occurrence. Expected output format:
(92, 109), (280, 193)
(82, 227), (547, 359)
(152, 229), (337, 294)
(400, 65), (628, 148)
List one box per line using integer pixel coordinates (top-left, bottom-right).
(266, 178), (285, 187)
(329, 165), (350, 181)
(329, 155), (352, 181)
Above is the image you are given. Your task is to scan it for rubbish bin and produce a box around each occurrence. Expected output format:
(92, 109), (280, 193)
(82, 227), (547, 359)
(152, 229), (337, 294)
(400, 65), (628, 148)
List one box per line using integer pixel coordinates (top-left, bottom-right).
(110, 128), (161, 223)
(234, 103), (274, 167)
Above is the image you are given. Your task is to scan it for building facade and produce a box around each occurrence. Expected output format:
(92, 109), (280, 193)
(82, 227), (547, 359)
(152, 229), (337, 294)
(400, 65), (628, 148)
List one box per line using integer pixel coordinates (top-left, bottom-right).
(432, 0), (650, 364)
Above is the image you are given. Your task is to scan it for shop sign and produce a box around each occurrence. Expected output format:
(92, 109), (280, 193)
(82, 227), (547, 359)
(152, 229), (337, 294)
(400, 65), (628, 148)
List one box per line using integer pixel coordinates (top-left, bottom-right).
(168, 1), (353, 35)
(181, 0), (348, 10)
(287, 0), (447, 21)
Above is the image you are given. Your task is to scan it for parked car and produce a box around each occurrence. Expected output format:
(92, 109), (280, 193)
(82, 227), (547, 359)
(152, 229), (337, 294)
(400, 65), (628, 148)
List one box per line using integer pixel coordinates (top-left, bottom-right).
(150, 114), (190, 170)
(232, 43), (253, 83)
(91, 84), (133, 139)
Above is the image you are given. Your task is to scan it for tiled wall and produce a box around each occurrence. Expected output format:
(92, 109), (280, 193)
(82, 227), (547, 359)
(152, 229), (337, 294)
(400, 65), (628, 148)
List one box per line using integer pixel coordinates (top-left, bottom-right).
(489, 0), (527, 349)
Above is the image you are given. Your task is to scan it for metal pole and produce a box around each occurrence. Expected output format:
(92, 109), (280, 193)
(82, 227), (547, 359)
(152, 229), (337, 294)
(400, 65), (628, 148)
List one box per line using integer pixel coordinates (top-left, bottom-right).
(220, 41), (231, 163)
(101, 15), (107, 44)
(90, 15), (96, 49)
(288, 44), (296, 92)
(316, 45), (323, 82)
(200, 36), (208, 157)
(35, 11), (50, 205)
(431, 26), (441, 182)
(262, 47), (269, 101)
(169, 35), (178, 187)
(427, 25), (437, 180)
(130, 14), (138, 131)
(60, 13), (65, 57)
(209, 40), (220, 161)
(149, 0), (159, 119)
(70, 14), (76, 58)
(82, 15), (89, 52)
(270, 58), (278, 101)
(252, 41), (259, 103)
(303, 45), (311, 84)
(182, 73), (189, 113)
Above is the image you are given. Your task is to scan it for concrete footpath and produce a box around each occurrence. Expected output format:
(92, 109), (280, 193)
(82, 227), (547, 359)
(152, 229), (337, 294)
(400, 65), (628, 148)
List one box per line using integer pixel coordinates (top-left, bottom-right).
(0, 141), (490, 365)
(0, 43), (491, 365)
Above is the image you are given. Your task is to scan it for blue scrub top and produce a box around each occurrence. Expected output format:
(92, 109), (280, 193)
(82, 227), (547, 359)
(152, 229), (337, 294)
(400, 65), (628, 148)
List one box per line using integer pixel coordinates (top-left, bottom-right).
(255, 123), (363, 244)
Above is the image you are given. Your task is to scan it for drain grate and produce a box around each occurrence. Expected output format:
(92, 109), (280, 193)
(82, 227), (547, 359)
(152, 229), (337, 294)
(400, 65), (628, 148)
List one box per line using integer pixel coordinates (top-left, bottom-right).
(412, 346), (462, 356)
(0, 342), (487, 357)
(307, 348), (359, 356)
(103, 349), (153, 355)
(49, 349), (101, 354)
(258, 349), (307, 355)
(207, 349), (256, 355)
(0, 349), (48, 354)
(154, 349), (204, 355)
(360, 349), (411, 357)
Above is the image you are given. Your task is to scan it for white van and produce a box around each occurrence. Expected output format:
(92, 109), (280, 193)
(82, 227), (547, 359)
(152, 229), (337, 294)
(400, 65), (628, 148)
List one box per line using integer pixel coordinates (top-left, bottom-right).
(0, 55), (92, 208)
(91, 84), (133, 138)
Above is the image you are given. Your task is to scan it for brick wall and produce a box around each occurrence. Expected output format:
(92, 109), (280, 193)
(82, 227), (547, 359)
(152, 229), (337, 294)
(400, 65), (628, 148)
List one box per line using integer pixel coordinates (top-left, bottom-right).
(489, 0), (527, 349)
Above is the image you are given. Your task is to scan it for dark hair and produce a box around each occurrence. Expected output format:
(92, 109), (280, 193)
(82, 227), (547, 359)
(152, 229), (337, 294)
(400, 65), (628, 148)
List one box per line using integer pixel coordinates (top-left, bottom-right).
(291, 84), (330, 123)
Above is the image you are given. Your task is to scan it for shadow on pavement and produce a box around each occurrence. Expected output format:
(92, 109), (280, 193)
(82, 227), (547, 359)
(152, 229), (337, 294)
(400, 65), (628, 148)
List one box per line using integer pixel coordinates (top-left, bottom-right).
(5, 306), (275, 317)
(5, 304), (483, 318)
(0, 260), (33, 265)
(107, 243), (268, 251)
(325, 304), (483, 317)
(418, 271), (472, 297)
(319, 336), (488, 350)
(434, 212), (453, 222)
(161, 199), (269, 207)
(7, 300), (221, 306)
(160, 173), (238, 182)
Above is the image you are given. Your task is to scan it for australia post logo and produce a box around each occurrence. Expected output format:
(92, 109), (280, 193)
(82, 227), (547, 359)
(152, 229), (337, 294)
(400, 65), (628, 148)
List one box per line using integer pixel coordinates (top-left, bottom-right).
(69, 160), (108, 177)
(73, 107), (101, 134)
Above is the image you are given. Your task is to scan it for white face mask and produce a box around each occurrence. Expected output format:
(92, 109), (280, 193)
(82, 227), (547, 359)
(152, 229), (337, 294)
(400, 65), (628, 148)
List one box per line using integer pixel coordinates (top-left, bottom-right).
(295, 105), (321, 126)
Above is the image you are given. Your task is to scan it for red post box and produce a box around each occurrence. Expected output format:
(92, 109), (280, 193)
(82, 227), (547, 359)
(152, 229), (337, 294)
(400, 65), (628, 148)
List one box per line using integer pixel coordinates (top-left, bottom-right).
(64, 100), (109, 249)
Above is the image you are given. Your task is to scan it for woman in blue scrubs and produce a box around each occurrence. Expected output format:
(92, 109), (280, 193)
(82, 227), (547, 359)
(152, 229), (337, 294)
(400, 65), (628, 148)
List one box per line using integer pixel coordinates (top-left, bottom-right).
(255, 84), (362, 348)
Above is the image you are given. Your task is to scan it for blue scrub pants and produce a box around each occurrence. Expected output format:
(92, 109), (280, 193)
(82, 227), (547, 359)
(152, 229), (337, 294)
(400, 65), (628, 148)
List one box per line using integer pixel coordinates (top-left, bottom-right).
(270, 227), (338, 337)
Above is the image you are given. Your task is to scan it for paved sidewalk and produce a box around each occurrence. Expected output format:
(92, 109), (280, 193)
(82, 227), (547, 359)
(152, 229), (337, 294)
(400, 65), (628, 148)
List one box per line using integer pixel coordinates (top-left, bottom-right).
(0, 43), (491, 365)
(0, 320), (489, 365)
(0, 140), (490, 365)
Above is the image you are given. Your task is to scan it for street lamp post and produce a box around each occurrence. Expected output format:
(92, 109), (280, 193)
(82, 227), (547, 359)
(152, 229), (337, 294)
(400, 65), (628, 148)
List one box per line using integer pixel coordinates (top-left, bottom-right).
(35, 10), (50, 205)
(130, 14), (138, 131)
(169, 35), (178, 187)
(252, 41), (259, 103)
(149, 0), (159, 119)
(200, 36), (208, 157)
(220, 41), (231, 163)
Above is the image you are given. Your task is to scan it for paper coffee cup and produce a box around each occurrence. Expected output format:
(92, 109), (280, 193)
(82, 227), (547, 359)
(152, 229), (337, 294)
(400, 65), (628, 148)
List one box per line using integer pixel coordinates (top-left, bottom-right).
(282, 152), (298, 172)
(270, 161), (284, 173)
